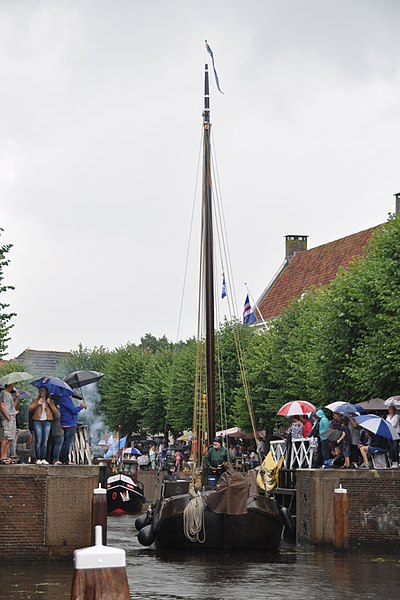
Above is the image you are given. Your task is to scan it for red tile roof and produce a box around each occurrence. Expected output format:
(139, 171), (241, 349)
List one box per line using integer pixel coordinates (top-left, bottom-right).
(258, 225), (380, 320)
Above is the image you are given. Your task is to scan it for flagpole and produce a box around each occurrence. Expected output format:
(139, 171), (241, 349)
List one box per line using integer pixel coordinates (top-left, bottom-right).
(245, 283), (268, 328)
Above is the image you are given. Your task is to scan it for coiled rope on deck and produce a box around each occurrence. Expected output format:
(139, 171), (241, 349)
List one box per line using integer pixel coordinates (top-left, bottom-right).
(183, 489), (206, 543)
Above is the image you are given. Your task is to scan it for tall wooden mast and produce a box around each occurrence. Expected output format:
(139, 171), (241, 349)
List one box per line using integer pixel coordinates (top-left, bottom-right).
(203, 63), (216, 442)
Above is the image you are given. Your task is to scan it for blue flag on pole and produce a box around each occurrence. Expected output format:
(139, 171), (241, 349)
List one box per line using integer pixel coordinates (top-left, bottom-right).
(221, 275), (227, 299)
(243, 294), (257, 326)
(115, 436), (127, 451)
(205, 40), (224, 94)
(103, 435), (127, 458)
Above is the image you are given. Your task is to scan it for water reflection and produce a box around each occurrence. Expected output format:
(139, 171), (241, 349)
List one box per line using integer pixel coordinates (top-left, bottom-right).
(0, 513), (399, 599)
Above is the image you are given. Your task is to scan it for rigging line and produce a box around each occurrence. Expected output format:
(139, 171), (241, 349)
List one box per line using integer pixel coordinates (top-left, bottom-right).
(175, 125), (204, 343)
(208, 131), (240, 330)
(210, 164), (237, 327)
(209, 136), (259, 445)
(204, 122), (258, 447)
(193, 214), (209, 471)
(214, 285), (227, 434)
(215, 332), (228, 433)
(210, 131), (239, 316)
(163, 126), (203, 438)
(232, 325), (261, 457)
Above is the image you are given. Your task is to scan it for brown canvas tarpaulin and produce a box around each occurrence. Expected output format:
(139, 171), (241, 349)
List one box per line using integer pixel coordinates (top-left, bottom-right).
(204, 466), (248, 515)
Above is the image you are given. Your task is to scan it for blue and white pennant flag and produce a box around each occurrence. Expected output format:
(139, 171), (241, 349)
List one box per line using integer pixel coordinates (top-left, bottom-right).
(221, 275), (227, 299)
(205, 40), (224, 94)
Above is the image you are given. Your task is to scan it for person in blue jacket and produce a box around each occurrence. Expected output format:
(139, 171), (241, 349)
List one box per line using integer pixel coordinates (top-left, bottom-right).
(59, 395), (87, 464)
(316, 409), (330, 462)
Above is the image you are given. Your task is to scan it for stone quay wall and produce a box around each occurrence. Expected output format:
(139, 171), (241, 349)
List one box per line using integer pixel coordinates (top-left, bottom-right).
(0, 465), (99, 559)
(296, 469), (400, 547)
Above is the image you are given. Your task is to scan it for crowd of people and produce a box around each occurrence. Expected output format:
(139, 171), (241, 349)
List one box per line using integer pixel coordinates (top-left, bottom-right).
(2, 376), (399, 473)
(126, 435), (266, 477)
(0, 381), (87, 465)
(286, 406), (399, 469)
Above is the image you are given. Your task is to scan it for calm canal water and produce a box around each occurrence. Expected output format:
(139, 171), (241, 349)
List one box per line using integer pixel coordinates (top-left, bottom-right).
(1, 513), (399, 599)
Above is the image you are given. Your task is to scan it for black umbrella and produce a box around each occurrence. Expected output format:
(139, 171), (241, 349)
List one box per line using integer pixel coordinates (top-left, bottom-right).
(320, 429), (342, 442)
(63, 370), (104, 389)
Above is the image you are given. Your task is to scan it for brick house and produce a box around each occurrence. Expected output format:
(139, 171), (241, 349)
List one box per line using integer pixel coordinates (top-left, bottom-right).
(12, 348), (71, 376)
(256, 227), (379, 322)
(255, 193), (400, 323)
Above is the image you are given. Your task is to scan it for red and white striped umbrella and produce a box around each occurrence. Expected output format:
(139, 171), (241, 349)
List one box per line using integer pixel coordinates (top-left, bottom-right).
(277, 400), (316, 417)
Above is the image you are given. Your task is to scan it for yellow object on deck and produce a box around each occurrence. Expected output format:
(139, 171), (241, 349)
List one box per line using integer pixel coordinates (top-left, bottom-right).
(256, 451), (284, 492)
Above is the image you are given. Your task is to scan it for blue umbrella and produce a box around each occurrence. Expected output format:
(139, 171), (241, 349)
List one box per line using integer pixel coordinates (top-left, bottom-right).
(335, 403), (365, 415)
(123, 447), (141, 456)
(31, 376), (77, 398)
(354, 414), (399, 441)
(15, 389), (31, 400)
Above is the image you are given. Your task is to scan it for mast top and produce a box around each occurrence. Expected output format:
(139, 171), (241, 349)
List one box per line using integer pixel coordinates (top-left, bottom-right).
(203, 63), (210, 124)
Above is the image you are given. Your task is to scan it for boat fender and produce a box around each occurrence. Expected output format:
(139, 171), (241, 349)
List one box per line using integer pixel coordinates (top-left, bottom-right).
(135, 513), (150, 531)
(138, 524), (155, 546)
(279, 506), (295, 538)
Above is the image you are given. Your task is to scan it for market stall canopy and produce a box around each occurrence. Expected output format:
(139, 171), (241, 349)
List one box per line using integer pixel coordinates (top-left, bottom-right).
(216, 427), (263, 439)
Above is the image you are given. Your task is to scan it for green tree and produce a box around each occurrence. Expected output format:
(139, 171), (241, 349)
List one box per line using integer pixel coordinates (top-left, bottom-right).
(58, 344), (112, 377)
(215, 319), (258, 430)
(139, 348), (173, 433)
(0, 229), (16, 356)
(101, 343), (148, 434)
(139, 333), (172, 354)
(166, 339), (198, 433)
(342, 215), (400, 398)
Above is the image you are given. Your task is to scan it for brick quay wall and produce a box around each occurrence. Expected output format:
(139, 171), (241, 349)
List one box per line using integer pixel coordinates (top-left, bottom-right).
(0, 464), (99, 559)
(297, 469), (400, 547)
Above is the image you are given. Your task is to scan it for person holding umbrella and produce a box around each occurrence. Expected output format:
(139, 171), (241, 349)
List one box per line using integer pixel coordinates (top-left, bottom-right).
(0, 382), (18, 464)
(59, 395), (88, 465)
(28, 386), (58, 465)
(336, 416), (352, 469)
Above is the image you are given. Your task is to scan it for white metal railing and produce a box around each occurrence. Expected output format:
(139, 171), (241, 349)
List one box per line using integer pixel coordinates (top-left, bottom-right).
(270, 437), (316, 469)
(290, 437), (316, 469)
(270, 439), (288, 467)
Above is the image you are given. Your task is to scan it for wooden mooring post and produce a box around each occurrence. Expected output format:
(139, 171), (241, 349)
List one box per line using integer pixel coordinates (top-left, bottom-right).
(333, 483), (348, 551)
(92, 484), (107, 545)
(71, 525), (130, 600)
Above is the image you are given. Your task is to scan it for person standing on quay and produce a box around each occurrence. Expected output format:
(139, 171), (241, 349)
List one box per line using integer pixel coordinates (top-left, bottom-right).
(59, 395), (87, 464)
(50, 397), (64, 465)
(29, 386), (58, 465)
(0, 382), (18, 464)
(316, 409), (330, 463)
(386, 405), (399, 468)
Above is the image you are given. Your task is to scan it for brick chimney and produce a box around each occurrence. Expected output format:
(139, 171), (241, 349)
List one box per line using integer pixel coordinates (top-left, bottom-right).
(285, 235), (308, 261)
(394, 192), (400, 214)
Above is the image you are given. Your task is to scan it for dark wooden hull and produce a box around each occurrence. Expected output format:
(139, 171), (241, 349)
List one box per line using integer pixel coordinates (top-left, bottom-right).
(107, 474), (144, 515)
(151, 493), (283, 550)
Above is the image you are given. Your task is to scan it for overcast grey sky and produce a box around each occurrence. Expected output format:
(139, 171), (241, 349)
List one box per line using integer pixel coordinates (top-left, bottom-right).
(2, 0), (400, 359)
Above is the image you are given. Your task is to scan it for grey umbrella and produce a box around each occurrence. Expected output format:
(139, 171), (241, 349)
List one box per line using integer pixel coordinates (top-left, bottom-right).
(63, 370), (104, 389)
(0, 371), (33, 385)
(320, 429), (342, 442)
